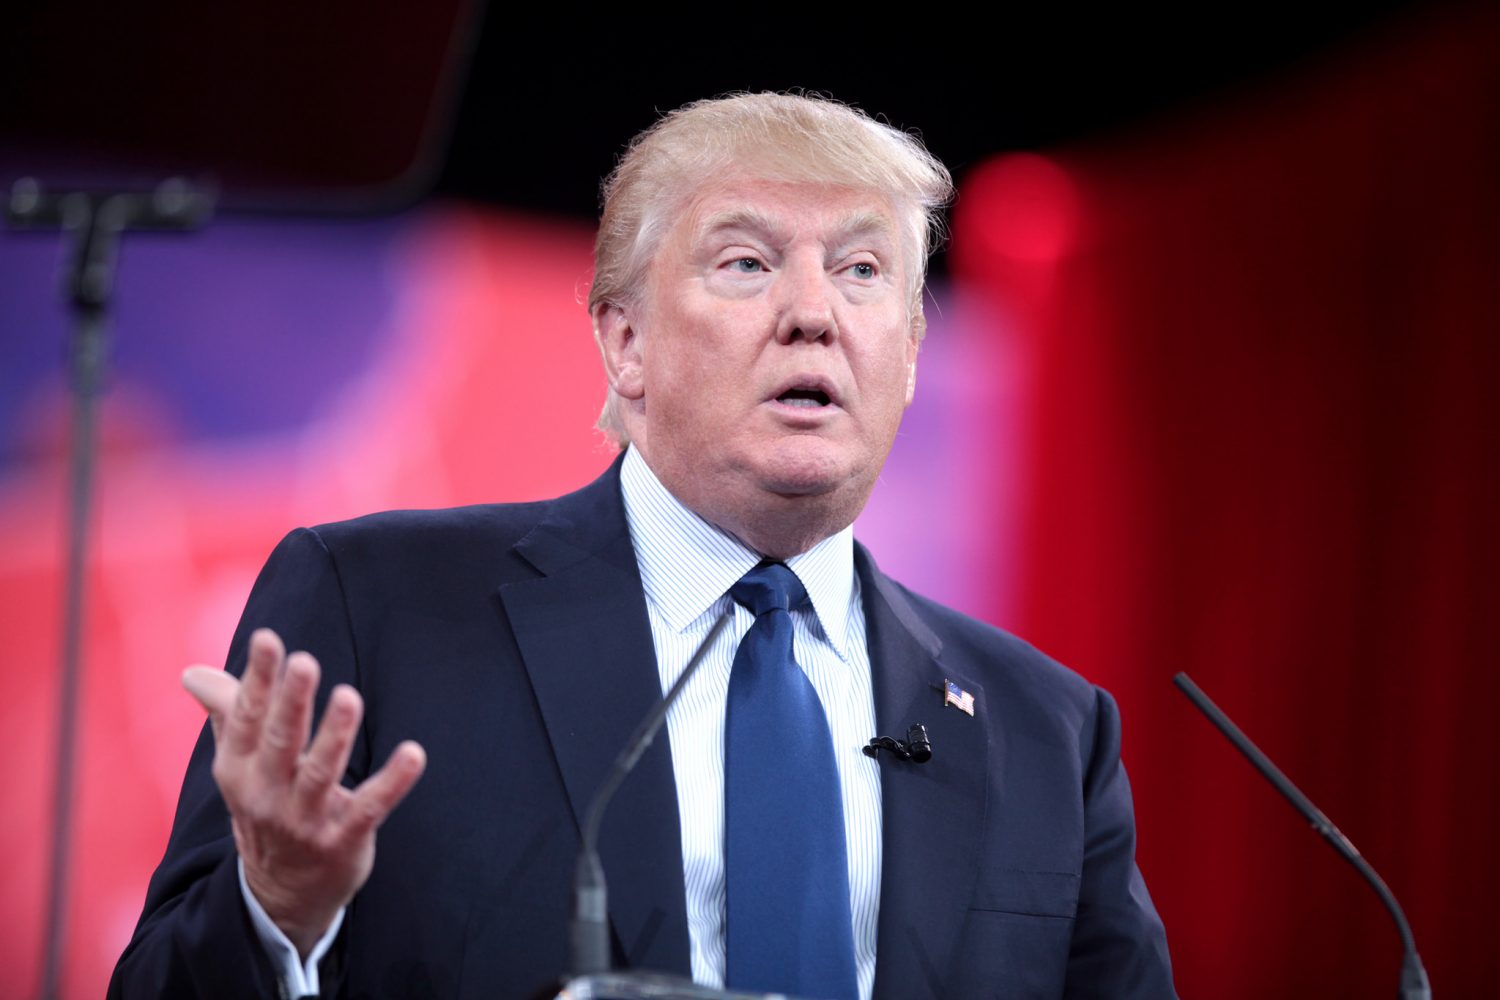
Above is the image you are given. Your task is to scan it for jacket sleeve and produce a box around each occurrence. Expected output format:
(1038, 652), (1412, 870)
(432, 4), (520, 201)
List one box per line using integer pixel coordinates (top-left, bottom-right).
(108, 527), (366, 1000)
(1063, 686), (1177, 999)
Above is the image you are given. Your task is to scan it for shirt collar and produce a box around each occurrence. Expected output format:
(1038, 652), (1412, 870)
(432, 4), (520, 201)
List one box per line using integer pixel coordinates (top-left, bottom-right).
(619, 446), (856, 661)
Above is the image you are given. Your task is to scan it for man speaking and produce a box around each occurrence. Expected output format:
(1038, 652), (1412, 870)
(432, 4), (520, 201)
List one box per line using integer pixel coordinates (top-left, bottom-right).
(110, 93), (1176, 999)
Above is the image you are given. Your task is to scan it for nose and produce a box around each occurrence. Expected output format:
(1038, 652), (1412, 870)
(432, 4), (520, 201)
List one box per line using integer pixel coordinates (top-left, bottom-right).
(773, 254), (838, 345)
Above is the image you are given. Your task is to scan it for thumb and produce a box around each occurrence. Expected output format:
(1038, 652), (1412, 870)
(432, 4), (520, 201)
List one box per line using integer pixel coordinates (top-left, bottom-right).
(182, 666), (238, 738)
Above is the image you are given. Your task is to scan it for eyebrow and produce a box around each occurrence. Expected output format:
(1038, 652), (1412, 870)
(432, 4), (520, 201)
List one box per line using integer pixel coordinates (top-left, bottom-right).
(694, 208), (897, 252)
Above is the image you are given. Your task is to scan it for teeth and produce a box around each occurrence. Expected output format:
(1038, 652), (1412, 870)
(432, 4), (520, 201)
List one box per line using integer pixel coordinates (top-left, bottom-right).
(778, 387), (831, 407)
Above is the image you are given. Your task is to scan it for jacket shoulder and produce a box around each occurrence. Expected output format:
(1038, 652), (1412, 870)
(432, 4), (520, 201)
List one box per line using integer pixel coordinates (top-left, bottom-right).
(310, 500), (552, 555)
(292, 456), (628, 578)
(880, 574), (1101, 726)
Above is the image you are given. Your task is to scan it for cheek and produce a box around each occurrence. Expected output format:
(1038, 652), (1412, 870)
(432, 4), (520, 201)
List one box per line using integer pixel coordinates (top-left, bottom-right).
(863, 358), (918, 431)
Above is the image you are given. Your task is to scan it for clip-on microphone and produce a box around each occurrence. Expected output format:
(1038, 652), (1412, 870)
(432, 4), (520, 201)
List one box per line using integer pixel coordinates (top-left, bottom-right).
(863, 723), (932, 763)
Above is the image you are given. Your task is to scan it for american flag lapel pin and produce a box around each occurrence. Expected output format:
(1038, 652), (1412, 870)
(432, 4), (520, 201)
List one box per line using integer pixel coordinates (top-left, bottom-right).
(943, 679), (976, 717)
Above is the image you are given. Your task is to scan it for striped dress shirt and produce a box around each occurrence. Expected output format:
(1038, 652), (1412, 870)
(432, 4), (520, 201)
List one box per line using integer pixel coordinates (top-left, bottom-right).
(620, 446), (882, 1000)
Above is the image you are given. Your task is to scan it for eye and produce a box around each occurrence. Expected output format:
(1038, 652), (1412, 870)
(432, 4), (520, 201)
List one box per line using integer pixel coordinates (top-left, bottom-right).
(728, 257), (764, 273)
(849, 261), (877, 279)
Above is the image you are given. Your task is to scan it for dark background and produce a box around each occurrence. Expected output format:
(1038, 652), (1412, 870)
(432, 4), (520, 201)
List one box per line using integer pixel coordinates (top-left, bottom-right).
(2, 3), (1426, 222)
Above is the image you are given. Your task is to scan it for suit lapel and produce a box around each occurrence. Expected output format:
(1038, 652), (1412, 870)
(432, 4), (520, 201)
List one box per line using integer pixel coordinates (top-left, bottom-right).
(497, 460), (691, 975)
(859, 546), (990, 1000)
(493, 469), (992, 989)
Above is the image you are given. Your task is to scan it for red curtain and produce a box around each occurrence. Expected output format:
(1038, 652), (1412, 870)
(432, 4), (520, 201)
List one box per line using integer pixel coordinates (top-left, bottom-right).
(953, 5), (1499, 996)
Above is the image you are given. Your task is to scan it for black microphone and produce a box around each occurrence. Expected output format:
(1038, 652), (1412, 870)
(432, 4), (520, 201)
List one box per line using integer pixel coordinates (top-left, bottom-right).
(1173, 672), (1431, 1000)
(570, 609), (734, 978)
(904, 724), (932, 763)
(863, 723), (932, 763)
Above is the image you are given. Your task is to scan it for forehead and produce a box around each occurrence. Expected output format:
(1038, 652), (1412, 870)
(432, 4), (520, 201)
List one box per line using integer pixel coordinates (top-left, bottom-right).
(672, 177), (905, 255)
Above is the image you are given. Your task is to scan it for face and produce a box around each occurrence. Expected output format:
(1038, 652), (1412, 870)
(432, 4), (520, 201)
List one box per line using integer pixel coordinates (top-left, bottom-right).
(596, 176), (921, 553)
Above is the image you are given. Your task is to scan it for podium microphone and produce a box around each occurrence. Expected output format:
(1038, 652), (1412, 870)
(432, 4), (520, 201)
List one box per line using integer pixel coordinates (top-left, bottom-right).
(1173, 672), (1431, 1000)
(571, 610), (734, 977)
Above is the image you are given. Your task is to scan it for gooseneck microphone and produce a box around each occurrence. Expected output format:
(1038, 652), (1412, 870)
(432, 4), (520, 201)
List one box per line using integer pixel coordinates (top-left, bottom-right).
(571, 610), (734, 978)
(1173, 672), (1431, 1000)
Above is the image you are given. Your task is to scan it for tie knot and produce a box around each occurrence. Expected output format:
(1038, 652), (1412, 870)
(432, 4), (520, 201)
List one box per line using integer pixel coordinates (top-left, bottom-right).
(730, 562), (808, 617)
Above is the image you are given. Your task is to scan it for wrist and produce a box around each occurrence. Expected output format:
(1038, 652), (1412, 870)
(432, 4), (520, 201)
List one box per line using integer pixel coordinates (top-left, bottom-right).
(243, 867), (341, 959)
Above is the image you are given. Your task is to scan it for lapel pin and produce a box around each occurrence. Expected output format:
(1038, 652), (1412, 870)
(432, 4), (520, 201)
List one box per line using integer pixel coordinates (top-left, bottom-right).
(943, 679), (976, 717)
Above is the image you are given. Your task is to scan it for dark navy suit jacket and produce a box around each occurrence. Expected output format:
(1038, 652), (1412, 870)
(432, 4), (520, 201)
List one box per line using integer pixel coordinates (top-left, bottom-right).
(111, 458), (1175, 999)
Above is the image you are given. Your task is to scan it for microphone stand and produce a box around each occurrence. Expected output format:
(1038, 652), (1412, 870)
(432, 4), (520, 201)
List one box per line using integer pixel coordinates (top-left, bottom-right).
(571, 610), (733, 978)
(564, 608), (811, 999)
(1173, 673), (1431, 1000)
(6, 177), (213, 1000)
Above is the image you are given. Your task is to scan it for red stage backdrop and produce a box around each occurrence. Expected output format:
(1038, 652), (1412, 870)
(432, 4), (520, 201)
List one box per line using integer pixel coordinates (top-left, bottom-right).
(954, 5), (1498, 996)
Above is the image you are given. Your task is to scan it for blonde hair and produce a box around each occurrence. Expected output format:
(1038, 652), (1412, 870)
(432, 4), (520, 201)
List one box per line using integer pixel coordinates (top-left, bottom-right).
(590, 92), (953, 445)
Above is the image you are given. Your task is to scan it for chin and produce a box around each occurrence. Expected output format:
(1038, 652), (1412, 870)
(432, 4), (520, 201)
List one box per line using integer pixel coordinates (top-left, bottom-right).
(752, 440), (862, 498)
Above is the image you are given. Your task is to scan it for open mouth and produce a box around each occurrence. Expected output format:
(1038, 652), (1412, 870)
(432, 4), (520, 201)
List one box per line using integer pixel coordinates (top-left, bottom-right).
(776, 387), (832, 408)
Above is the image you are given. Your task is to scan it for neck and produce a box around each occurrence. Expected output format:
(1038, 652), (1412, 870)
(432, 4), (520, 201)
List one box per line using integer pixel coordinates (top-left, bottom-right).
(628, 445), (867, 561)
(664, 472), (868, 563)
(709, 495), (852, 562)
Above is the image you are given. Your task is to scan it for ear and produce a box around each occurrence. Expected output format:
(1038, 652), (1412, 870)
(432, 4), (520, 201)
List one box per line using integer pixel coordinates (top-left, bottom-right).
(593, 301), (646, 401)
(903, 315), (923, 406)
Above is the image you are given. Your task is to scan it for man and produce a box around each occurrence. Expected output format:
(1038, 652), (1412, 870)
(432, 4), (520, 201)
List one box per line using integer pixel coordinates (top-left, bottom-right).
(111, 93), (1175, 999)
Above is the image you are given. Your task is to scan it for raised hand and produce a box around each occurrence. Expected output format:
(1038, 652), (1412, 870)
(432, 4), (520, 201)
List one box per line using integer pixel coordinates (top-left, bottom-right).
(181, 628), (426, 956)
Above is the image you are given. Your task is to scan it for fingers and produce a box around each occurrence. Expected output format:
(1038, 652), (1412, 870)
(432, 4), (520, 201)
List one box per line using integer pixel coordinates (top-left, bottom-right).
(182, 625), (427, 849)
(186, 629), (321, 778)
(343, 741), (427, 840)
(224, 629), (284, 757)
(293, 683), (364, 812)
(256, 651), (320, 781)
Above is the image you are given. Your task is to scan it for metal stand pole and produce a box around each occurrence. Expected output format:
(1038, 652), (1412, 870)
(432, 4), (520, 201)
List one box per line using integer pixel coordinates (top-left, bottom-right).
(7, 178), (212, 1000)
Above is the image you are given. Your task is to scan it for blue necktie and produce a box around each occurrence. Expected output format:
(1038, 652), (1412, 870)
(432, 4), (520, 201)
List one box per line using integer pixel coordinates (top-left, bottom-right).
(724, 563), (858, 1000)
